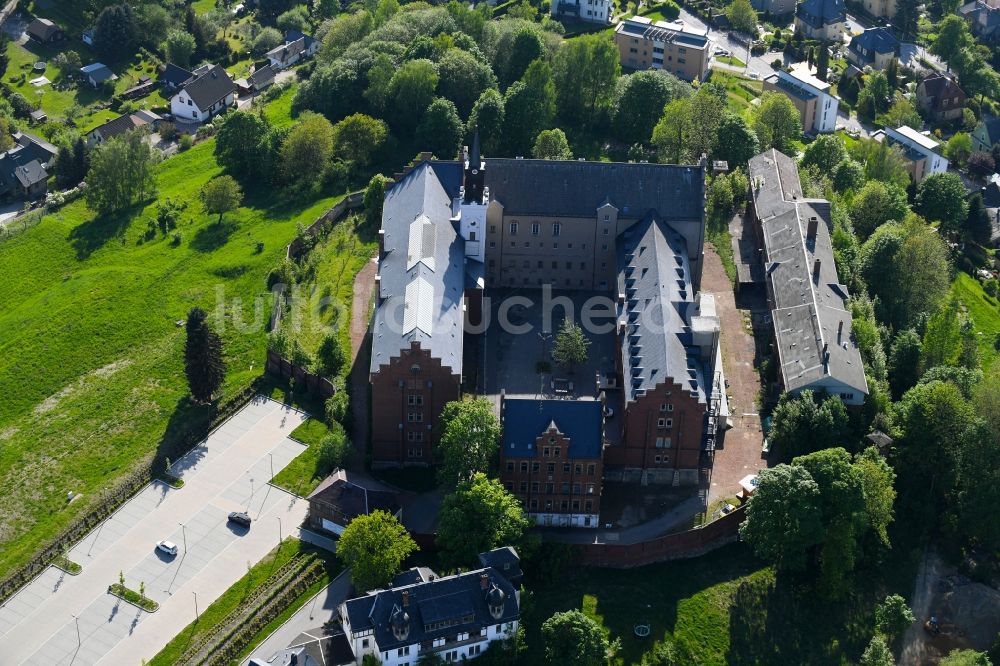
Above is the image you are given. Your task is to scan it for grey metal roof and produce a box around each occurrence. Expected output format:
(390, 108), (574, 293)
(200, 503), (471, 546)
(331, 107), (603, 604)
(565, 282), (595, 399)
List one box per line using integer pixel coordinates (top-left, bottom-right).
(342, 565), (519, 652)
(748, 150), (868, 399)
(616, 214), (708, 405)
(80, 62), (115, 83)
(12, 159), (45, 188)
(370, 162), (468, 376)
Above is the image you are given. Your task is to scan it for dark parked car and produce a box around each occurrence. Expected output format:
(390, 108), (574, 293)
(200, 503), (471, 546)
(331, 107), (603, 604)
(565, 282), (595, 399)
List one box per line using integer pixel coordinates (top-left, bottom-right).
(228, 511), (251, 528)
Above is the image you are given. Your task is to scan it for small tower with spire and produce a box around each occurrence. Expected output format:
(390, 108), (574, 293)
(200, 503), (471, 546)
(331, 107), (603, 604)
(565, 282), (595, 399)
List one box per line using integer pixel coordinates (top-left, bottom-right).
(458, 130), (488, 264)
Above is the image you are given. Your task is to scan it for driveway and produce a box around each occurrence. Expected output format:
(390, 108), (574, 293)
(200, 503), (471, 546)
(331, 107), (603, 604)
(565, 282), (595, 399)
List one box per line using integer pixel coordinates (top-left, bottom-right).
(677, 8), (776, 80)
(0, 398), (312, 666)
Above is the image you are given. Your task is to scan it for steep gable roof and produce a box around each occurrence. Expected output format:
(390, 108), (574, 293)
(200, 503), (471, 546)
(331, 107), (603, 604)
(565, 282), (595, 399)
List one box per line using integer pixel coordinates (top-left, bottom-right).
(502, 399), (603, 459)
(848, 27), (899, 59)
(179, 64), (235, 111)
(796, 0), (846, 28)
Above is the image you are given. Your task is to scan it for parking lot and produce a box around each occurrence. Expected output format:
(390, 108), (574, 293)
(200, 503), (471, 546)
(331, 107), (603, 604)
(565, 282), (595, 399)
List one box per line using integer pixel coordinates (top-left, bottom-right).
(0, 397), (311, 666)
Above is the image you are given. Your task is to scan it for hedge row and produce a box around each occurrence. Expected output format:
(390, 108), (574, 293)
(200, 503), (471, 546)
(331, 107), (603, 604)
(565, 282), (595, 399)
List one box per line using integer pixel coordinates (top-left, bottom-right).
(0, 378), (265, 605)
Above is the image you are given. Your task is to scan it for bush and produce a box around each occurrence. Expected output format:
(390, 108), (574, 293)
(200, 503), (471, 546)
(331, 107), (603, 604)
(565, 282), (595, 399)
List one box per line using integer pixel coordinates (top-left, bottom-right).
(316, 333), (347, 377)
(159, 121), (179, 142)
(325, 388), (350, 426)
(318, 425), (352, 470)
(178, 134), (193, 151)
(984, 279), (999, 298)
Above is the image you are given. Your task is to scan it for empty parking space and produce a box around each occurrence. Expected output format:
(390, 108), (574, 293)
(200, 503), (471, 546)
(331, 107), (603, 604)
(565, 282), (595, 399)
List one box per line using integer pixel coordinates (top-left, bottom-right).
(0, 398), (312, 666)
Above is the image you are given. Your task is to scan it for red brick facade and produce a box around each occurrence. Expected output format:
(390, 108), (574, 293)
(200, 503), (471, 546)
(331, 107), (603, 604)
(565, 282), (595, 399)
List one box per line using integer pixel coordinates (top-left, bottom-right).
(370, 341), (461, 466)
(605, 379), (706, 476)
(499, 424), (603, 528)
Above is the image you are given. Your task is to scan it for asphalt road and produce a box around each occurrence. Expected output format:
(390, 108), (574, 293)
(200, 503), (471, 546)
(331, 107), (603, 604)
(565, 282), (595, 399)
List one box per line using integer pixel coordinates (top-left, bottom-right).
(0, 398), (312, 666)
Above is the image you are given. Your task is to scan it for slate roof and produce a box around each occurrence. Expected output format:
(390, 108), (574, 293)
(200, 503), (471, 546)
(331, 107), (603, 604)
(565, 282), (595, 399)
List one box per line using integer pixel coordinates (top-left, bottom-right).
(917, 74), (966, 111)
(502, 398), (603, 460)
(248, 64), (275, 88)
(370, 161), (468, 376)
(267, 37), (310, 63)
(0, 133), (55, 195)
(284, 30), (317, 48)
(27, 18), (61, 41)
(478, 547), (523, 586)
(160, 63), (194, 89)
(179, 64), (235, 111)
(88, 113), (145, 141)
(616, 214), (709, 405)
(748, 150), (868, 399)
(848, 27), (899, 63)
(979, 117), (1000, 147)
(796, 0), (846, 28)
(11, 160), (45, 188)
(307, 469), (400, 523)
(342, 561), (519, 653)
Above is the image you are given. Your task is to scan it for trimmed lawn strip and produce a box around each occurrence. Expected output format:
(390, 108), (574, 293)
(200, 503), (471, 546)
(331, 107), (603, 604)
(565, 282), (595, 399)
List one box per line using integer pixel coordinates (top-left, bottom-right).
(273, 418), (334, 497)
(951, 272), (1000, 370)
(109, 583), (158, 612)
(147, 539), (304, 666)
(52, 556), (81, 575)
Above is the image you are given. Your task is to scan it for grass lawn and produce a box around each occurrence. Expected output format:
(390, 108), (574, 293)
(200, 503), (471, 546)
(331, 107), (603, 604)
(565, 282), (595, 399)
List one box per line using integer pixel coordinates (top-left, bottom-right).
(523, 541), (921, 665)
(147, 539), (338, 666)
(951, 272), (1000, 369)
(0, 111), (348, 579)
(716, 55), (747, 68)
(707, 70), (762, 113)
(272, 417), (336, 497)
(707, 212), (736, 284)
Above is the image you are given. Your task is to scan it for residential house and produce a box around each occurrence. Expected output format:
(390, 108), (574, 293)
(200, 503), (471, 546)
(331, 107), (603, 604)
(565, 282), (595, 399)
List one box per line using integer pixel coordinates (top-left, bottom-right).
(85, 111), (159, 146)
(763, 64), (840, 134)
(916, 74), (967, 123)
(862, 0), (897, 19)
(982, 176), (1000, 247)
(26, 18), (64, 44)
(169, 64), (236, 122)
(549, 0), (612, 23)
(747, 149), (869, 406)
(266, 30), (319, 70)
(160, 63), (194, 91)
(794, 0), (847, 40)
(847, 27), (900, 70)
(751, 0), (796, 17)
(499, 398), (605, 528)
(959, 0), (1000, 45)
(306, 469), (401, 536)
(339, 549), (521, 665)
(613, 16), (712, 82)
(248, 64), (276, 92)
(972, 116), (1000, 153)
(29, 109), (47, 124)
(80, 63), (117, 88)
(872, 125), (949, 183)
(0, 132), (59, 201)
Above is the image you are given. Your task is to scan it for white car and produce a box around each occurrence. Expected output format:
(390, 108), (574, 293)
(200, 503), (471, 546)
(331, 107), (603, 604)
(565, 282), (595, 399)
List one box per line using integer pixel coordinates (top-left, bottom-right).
(156, 540), (178, 556)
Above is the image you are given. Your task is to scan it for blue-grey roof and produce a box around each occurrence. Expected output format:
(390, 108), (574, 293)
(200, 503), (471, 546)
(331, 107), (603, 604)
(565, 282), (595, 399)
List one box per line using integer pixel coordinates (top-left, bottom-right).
(370, 162), (469, 376)
(766, 72), (818, 101)
(848, 27), (899, 62)
(617, 215), (708, 404)
(342, 565), (519, 653)
(796, 0), (845, 28)
(748, 150), (868, 398)
(80, 62), (115, 82)
(502, 398), (603, 459)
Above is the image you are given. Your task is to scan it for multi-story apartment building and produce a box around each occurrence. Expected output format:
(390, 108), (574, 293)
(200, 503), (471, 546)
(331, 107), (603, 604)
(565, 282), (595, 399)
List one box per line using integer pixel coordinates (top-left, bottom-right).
(763, 64), (839, 134)
(339, 548), (521, 665)
(499, 398), (604, 528)
(747, 150), (869, 406)
(871, 125), (949, 184)
(550, 0), (612, 24)
(613, 16), (711, 82)
(916, 74), (967, 123)
(794, 0), (847, 40)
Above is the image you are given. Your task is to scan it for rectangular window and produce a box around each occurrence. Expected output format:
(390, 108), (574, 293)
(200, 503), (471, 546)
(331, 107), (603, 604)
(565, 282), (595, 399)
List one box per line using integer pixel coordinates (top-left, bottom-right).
(574, 464), (582, 474)
(655, 455), (662, 463)
(520, 461), (529, 472)
(546, 483), (554, 494)
(531, 481), (539, 492)
(509, 222), (518, 235)
(560, 500), (569, 510)
(554, 447), (561, 457)
(505, 482), (514, 491)
(553, 223), (561, 236)
(586, 483), (596, 494)
(602, 228), (609, 235)
(561, 482), (570, 494)
(543, 447), (550, 457)
(585, 500), (593, 511)
(489, 241), (496, 248)
(563, 463), (571, 473)
(490, 225), (497, 233)
(530, 498), (538, 509)
(532, 222), (540, 235)
(547, 463), (555, 474)
(532, 462), (540, 472)
(408, 412), (423, 422)
(572, 482), (581, 494)
(587, 464), (596, 476)
(407, 394), (424, 406)
(520, 481), (528, 492)
(506, 461), (515, 472)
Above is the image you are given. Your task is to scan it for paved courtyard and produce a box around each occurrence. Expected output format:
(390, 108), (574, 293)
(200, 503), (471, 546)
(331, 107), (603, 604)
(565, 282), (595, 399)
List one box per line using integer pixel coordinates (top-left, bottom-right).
(0, 397), (312, 666)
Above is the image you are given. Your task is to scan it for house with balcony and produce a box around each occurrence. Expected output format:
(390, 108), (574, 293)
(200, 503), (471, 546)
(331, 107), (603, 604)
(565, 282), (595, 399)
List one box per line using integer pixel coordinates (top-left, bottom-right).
(871, 125), (949, 183)
(613, 16), (711, 82)
(763, 64), (840, 134)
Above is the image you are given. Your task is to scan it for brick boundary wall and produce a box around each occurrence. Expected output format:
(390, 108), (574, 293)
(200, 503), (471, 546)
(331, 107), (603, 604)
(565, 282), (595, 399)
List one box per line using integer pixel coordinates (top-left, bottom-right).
(574, 505), (746, 568)
(265, 349), (336, 399)
(285, 190), (365, 261)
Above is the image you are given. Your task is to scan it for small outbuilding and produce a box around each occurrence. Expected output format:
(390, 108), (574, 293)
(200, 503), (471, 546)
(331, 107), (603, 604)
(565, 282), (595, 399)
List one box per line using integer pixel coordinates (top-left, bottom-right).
(80, 62), (117, 88)
(26, 18), (64, 44)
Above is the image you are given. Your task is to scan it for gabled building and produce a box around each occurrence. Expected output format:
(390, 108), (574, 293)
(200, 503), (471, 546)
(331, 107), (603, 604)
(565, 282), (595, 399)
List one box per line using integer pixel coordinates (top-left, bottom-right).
(794, 0), (847, 40)
(959, 0), (1000, 44)
(613, 16), (712, 82)
(306, 469), (402, 536)
(266, 30), (319, 70)
(751, 0), (796, 17)
(26, 18), (64, 44)
(916, 74), (967, 123)
(160, 63), (194, 91)
(763, 64), (840, 134)
(0, 132), (58, 201)
(80, 62), (116, 88)
(339, 549), (521, 665)
(499, 398), (605, 528)
(169, 64), (236, 122)
(549, 0), (612, 24)
(248, 64), (276, 92)
(747, 150), (868, 406)
(872, 125), (949, 183)
(861, 0), (897, 19)
(972, 116), (1000, 153)
(85, 112), (155, 146)
(847, 27), (900, 70)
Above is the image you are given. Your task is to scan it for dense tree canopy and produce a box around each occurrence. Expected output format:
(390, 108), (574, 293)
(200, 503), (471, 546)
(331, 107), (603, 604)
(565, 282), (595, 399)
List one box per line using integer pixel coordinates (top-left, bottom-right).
(915, 173), (969, 232)
(532, 128), (573, 160)
(436, 47), (498, 118)
(552, 33), (620, 127)
(752, 92), (802, 152)
(612, 70), (690, 145)
(436, 398), (502, 489)
(437, 473), (529, 568)
(85, 132), (159, 214)
(337, 510), (417, 592)
(417, 98), (465, 159)
(768, 390), (850, 459)
(215, 111), (282, 183)
(739, 464), (825, 571)
(541, 610), (611, 666)
(281, 112), (335, 186)
(184, 307), (225, 404)
(503, 60), (556, 155)
(331, 113), (389, 166)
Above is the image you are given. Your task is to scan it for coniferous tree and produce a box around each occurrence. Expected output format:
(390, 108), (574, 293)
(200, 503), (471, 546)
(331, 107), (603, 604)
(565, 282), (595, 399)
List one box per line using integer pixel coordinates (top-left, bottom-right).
(816, 42), (830, 81)
(184, 307), (225, 404)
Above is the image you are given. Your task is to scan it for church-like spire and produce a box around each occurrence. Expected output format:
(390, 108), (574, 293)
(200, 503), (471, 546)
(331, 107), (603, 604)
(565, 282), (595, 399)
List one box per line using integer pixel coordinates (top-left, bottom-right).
(463, 130), (486, 204)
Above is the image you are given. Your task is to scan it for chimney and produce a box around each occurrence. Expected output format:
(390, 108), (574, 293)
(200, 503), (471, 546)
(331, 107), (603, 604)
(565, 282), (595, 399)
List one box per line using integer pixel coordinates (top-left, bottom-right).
(838, 320), (843, 340)
(378, 228), (385, 259)
(402, 590), (409, 607)
(813, 258), (821, 279)
(480, 573), (489, 590)
(807, 216), (818, 238)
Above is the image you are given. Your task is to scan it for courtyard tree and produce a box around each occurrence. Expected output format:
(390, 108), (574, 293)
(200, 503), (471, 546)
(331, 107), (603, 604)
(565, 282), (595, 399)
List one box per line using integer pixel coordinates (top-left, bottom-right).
(437, 473), (529, 568)
(281, 112), (335, 187)
(541, 610), (612, 666)
(552, 321), (590, 370)
(184, 307), (225, 404)
(85, 132), (159, 214)
(532, 128), (573, 160)
(337, 510), (417, 592)
(652, 98), (692, 164)
(200, 175), (243, 224)
(739, 464), (825, 570)
(874, 593), (916, 640)
(752, 92), (801, 152)
(436, 398), (501, 489)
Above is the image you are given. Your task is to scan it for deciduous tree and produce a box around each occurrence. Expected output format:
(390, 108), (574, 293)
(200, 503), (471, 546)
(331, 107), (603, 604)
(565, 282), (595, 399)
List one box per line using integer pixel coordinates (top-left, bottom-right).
(802, 134), (848, 173)
(726, 0), (758, 35)
(437, 48), (498, 119)
(768, 390), (850, 459)
(848, 180), (909, 240)
(215, 110), (280, 182)
(281, 112), (335, 186)
(612, 70), (690, 145)
(532, 128), (573, 160)
(94, 4), (138, 62)
(552, 321), (590, 370)
(541, 610), (611, 666)
(503, 60), (556, 156)
(739, 464), (825, 570)
(417, 98), (465, 160)
(164, 30), (196, 68)
(874, 593), (916, 639)
(337, 510), (417, 592)
(437, 473), (529, 568)
(436, 398), (501, 489)
(388, 59), (439, 131)
(915, 172), (969, 231)
(331, 113), (388, 166)
(713, 112), (759, 167)
(752, 92), (801, 152)
(552, 34), (620, 128)
(85, 132), (159, 214)
(468, 88), (505, 156)
(200, 175), (243, 224)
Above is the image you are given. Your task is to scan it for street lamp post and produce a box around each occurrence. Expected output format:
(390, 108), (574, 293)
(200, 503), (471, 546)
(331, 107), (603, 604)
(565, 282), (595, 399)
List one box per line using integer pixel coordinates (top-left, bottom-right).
(71, 613), (81, 648)
(248, 477), (254, 511)
(178, 522), (187, 553)
(193, 591), (199, 620)
(277, 516), (282, 544)
(269, 453), (274, 480)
